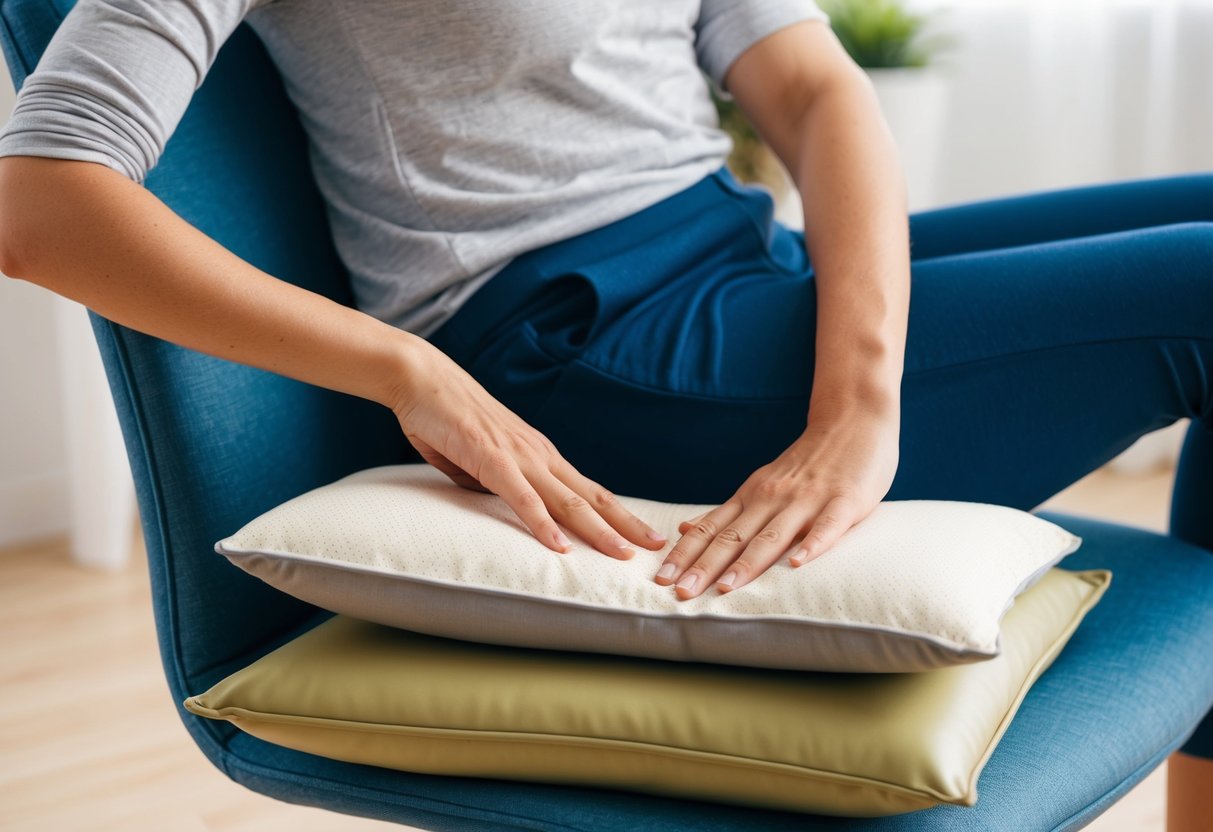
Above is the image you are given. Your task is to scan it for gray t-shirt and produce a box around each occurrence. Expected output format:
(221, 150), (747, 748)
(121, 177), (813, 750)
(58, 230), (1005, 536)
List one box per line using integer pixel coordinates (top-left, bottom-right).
(0, 0), (826, 338)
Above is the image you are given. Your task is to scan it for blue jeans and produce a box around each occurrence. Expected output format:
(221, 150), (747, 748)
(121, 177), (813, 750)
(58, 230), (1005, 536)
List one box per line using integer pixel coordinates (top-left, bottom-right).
(428, 166), (1213, 757)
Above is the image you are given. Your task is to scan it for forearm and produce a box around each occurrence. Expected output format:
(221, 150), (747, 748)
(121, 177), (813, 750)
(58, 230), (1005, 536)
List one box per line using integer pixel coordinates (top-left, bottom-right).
(0, 156), (425, 410)
(791, 69), (909, 421)
(722, 19), (909, 423)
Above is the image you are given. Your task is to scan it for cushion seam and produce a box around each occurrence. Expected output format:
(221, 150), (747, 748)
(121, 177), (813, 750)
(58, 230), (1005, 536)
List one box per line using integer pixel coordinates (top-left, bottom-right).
(961, 570), (1111, 798)
(216, 541), (1049, 658)
(188, 702), (958, 807)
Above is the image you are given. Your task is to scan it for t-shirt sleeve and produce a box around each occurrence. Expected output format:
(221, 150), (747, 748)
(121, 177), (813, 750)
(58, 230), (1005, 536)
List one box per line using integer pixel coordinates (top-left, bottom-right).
(695, 0), (830, 93)
(0, 0), (271, 183)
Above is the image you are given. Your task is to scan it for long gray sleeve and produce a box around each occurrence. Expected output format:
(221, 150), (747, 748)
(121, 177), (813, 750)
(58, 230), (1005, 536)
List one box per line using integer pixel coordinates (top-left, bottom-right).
(0, 0), (271, 182)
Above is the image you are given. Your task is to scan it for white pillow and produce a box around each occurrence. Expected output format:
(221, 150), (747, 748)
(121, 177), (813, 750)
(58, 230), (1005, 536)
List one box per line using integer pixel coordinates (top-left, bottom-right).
(216, 464), (1083, 672)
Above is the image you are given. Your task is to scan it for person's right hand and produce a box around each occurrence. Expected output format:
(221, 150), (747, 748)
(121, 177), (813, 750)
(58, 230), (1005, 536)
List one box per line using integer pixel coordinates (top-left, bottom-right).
(389, 340), (669, 559)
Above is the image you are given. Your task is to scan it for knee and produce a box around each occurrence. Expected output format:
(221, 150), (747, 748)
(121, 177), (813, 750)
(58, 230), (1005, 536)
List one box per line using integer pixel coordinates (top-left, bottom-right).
(1137, 220), (1213, 259)
(1125, 222), (1213, 318)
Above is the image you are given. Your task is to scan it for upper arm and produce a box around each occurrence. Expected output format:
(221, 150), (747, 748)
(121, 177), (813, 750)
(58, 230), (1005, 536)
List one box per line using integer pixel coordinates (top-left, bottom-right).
(695, 0), (831, 93)
(0, 0), (266, 184)
(714, 14), (868, 173)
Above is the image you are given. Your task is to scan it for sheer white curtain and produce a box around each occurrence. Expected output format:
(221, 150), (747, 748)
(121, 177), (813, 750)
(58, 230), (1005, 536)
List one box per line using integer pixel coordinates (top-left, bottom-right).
(910, 0), (1212, 473)
(915, 0), (1213, 208)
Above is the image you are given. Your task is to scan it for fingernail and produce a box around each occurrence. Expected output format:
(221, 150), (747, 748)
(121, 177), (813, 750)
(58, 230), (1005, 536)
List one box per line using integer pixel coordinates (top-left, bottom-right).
(790, 547), (809, 566)
(676, 573), (699, 592)
(647, 529), (667, 542)
(613, 535), (631, 550)
(717, 571), (736, 590)
(656, 563), (676, 582)
(554, 531), (572, 550)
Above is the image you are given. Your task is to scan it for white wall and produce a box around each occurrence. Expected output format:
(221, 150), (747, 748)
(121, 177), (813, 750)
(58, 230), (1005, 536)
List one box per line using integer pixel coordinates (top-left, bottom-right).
(0, 60), (71, 548)
(924, 0), (1213, 209)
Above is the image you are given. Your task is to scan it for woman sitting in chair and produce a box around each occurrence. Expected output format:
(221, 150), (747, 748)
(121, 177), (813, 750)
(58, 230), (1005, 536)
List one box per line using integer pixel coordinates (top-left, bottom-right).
(0, 1), (1209, 826)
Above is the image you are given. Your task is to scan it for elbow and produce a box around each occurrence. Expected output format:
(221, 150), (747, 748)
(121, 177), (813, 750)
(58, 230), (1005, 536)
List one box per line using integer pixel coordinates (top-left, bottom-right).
(0, 226), (25, 281)
(0, 237), (16, 280)
(0, 156), (34, 278)
(0, 155), (139, 281)
(0, 232), (25, 282)
(0, 154), (85, 280)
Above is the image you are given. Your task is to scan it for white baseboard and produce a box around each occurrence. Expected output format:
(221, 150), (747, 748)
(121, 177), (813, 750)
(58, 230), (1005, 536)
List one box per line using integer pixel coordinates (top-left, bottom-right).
(0, 471), (68, 549)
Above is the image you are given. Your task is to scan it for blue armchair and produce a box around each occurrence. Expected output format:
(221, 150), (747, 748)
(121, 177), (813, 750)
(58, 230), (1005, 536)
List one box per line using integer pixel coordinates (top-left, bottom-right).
(4, 2), (1211, 829)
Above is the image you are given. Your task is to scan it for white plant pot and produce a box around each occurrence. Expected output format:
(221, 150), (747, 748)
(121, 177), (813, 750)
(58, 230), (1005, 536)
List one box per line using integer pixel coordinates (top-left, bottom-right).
(866, 67), (950, 212)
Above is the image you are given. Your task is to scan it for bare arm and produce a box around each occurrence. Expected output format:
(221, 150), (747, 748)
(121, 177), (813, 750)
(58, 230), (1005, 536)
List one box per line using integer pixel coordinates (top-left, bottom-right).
(0, 154), (667, 558)
(658, 20), (906, 598)
(725, 19), (909, 419)
(0, 155), (420, 408)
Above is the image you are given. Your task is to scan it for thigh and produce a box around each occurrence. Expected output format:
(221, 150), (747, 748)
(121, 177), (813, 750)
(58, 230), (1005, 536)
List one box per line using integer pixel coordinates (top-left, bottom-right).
(891, 221), (1213, 508)
(908, 173), (1213, 261)
(504, 221), (1213, 511)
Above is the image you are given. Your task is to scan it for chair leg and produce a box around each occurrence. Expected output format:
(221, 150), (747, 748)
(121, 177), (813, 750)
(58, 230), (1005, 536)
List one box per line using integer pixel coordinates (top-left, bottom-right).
(1166, 751), (1213, 832)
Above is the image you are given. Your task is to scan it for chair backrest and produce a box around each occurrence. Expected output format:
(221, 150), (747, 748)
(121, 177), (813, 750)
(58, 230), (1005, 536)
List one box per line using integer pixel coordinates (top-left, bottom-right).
(1, 0), (406, 751)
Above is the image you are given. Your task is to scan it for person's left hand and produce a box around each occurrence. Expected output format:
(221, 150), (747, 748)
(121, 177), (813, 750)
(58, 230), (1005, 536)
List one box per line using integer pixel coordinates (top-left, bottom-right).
(653, 403), (900, 599)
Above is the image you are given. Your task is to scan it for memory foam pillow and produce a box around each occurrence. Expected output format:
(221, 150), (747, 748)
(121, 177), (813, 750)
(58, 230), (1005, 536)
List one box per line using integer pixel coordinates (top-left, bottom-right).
(216, 464), (1084, 672)
(185, 568), (1111, 817)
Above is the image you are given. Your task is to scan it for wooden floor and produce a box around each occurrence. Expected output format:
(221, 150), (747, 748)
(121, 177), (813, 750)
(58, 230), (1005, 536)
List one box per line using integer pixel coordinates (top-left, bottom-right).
(0, 464), (1180, 831)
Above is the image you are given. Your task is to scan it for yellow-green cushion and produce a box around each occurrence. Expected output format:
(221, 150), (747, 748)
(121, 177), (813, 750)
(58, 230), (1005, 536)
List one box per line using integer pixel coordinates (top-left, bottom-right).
(185, 568), (1110, 818)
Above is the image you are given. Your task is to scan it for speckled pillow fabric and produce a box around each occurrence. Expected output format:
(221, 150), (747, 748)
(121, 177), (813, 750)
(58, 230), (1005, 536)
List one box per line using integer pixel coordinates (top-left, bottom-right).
(216, 464), (1084, 673)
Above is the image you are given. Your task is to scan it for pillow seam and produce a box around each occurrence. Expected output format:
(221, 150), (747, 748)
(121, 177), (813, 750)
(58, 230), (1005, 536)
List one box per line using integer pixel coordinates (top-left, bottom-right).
(217, 541), (1013, 657)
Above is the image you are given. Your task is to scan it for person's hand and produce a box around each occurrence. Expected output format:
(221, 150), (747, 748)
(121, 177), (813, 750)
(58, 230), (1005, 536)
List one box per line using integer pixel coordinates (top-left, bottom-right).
(390, 340), (668, 559)
(653, 403), (900, 599)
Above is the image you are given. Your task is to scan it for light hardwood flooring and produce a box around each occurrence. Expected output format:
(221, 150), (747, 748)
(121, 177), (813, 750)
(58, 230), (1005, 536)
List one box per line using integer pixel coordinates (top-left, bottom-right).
(0, 464), (1180, 831)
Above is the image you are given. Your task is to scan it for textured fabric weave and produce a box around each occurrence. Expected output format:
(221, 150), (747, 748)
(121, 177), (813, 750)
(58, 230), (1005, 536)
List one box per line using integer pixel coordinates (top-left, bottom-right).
(0, 0), (827, 338)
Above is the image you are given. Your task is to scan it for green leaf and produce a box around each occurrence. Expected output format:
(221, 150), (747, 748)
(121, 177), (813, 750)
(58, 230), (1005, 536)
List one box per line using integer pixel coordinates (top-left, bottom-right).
(818, 0), (948, 69)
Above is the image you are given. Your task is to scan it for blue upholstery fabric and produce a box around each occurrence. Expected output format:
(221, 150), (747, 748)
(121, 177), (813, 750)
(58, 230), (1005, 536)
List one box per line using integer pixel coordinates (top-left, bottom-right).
(189, 516), (1213, 831)
(3, 2), (1210, 829)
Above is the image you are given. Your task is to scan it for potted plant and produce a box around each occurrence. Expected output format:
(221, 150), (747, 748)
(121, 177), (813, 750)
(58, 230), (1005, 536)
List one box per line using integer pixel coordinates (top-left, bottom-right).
(715, 0), (951, 219)
(826, 0), (952, 209)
